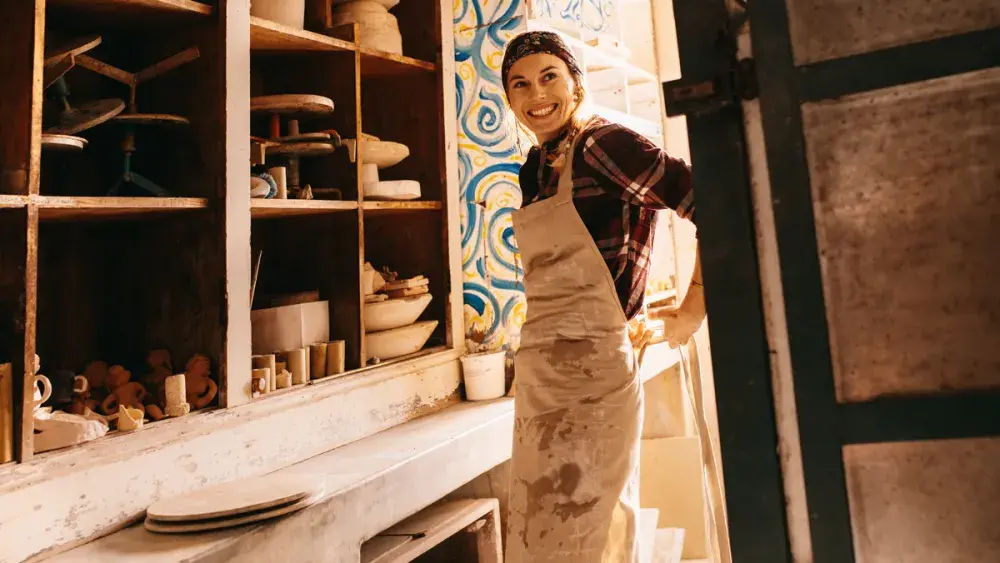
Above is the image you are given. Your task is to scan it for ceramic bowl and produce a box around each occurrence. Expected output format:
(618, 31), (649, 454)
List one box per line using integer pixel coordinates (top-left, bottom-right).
(365, 320), (438, 361)
(365, 294), (432, 333)
(364, 179), (421, 200)
(344, 139), (410, 168)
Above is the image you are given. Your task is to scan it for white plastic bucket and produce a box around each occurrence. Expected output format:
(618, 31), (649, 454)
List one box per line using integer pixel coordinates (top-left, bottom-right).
(461, 350), (506, 401)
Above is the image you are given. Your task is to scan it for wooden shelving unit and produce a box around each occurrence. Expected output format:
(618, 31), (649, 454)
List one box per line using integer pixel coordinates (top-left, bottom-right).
(0, 0), (457, 464)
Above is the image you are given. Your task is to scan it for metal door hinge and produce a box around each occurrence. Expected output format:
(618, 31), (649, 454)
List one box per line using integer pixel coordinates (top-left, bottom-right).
(663, 57), (758, 117)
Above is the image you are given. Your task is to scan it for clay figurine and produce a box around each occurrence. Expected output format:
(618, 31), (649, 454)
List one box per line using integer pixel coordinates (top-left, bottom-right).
(184, 354), (217, 409)
(82, 360), (111, 408)
(141, 350), (173, 420)
(100, 365), (148, 417)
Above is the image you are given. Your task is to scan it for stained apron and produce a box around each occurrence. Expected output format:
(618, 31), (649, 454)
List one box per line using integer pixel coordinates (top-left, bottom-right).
(506, 120), (643, 563)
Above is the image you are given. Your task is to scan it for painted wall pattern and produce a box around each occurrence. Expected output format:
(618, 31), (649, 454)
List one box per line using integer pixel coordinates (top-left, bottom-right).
(454, 0), (620, 351)
(454, 0), (528, 352)
(527, 0), (618, 35)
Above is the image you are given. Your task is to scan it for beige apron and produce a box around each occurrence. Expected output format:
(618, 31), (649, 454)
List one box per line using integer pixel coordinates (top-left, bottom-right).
(506, 120), (643, 563)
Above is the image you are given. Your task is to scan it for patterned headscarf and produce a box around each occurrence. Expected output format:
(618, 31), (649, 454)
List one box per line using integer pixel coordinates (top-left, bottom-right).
(501, 31), (584, 94)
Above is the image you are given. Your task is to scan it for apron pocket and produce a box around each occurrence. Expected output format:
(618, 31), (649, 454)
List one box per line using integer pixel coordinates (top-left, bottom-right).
(554, 311), (589, 342)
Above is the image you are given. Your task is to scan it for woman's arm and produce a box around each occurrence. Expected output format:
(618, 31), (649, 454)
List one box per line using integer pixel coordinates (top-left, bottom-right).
(579, 122), (696, 224)
(650, 248), (706, 347)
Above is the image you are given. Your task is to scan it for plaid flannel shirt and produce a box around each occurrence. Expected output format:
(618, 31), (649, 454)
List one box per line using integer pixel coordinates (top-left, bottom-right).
(519, 117), (696, 320)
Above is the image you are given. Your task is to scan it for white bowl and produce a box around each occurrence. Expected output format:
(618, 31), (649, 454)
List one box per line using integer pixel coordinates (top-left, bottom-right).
(365, 320), (438, 361)
(344, 139), (410, 168)
(364, 180), (420, 200)
(365, 294), (432, 333)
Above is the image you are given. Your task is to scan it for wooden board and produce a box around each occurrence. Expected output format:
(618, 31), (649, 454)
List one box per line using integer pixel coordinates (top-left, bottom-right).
(251, 94), (335, 115)
(43, 35), (102, 66)
(46, 0), (213, 17)
(45, 98), (125, 135)
(361, 535), (413, 563)
(146, 474), (324, 522)
(251, 199), (357, 218)
(35, 196), (208, 221)
(110, 113), (190, 126)
(370, 499), (502, 563)
(250, 16), (355, 53)
(266, 141), (337, 156)
(0, 363), (12, 463)
(145, 491), (323, 533)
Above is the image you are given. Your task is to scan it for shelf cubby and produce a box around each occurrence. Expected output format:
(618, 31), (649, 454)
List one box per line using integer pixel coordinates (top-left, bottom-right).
(36, 211), (225, 419)
(1, 0), (457, 462)
(250, 211), (363, 373)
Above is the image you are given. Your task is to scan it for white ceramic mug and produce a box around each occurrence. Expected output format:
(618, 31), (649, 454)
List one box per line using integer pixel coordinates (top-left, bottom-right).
(73, 375), (89, 395)
(33, 374), (52, 410)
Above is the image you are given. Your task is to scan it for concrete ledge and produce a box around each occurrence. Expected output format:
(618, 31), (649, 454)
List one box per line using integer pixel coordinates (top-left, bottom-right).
(42, 399), (515, 563)
(2, 350), (464, 563)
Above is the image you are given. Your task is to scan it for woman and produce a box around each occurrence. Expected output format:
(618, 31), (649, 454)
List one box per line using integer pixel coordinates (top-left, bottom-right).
(501, 31), (705, 562)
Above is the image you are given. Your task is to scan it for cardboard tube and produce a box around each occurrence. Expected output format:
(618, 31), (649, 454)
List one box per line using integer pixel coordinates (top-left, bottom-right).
(268, 166), (288, 199)
(252, 355), (277, 393)
(310, 343), (328, 381)
(326, 341), (345, 376)
(251, 368), (269, 397)
(286, 349), (308, 385)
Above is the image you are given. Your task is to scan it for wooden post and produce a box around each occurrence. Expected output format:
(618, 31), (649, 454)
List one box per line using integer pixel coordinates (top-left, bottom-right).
(219, 0), (253, 406)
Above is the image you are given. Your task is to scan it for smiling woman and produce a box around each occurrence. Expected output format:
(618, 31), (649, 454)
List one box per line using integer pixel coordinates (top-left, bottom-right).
(499, 30), (706, 563)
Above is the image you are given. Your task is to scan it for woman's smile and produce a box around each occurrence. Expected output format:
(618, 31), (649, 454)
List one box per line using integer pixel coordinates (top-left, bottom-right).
(527, 103), (559, 118)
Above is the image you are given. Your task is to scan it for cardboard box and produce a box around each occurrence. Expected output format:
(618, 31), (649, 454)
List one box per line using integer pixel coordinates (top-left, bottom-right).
(640, 436), (709, 560)
(251, 301), (330, 355)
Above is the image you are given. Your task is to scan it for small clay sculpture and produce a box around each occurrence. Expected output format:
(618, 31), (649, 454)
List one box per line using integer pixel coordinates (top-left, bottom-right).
(184, 354), (217, 409)
(100, 365), (148, 416)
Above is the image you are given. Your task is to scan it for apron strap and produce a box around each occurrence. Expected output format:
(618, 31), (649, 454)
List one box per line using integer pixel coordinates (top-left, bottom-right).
(555, 115), (596, 201)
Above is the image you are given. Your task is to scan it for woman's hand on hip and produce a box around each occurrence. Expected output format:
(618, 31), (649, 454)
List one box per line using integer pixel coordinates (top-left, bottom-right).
(648, 284), (706, 348)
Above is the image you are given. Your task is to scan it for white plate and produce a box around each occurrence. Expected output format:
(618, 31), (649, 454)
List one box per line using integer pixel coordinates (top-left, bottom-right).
(365, 294), (432, 333)
(365, 320), (438, 361)
(364, 179), (420, 200)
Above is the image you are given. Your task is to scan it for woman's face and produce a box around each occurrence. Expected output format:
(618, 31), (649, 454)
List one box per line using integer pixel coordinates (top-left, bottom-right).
(506, 53), (578, 143)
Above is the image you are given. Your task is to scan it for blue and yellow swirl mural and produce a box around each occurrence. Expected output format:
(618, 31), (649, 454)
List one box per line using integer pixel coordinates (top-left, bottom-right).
(454, 0), (618, 351)
(454, 0), (528, 352)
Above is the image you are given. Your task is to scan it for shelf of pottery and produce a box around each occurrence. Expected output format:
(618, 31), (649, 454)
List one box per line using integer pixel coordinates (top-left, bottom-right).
(245, 0), (450, 402)
(0, 0), (453, 459)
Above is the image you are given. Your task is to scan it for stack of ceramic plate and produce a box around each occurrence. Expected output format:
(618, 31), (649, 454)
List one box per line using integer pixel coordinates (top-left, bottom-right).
(144, 475), (325, 534)
(329, 0), (403, 54)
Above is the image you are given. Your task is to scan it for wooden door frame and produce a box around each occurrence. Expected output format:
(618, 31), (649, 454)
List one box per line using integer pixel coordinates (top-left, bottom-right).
(747, 1), (1000, 561)
(670, 1), (792, 561)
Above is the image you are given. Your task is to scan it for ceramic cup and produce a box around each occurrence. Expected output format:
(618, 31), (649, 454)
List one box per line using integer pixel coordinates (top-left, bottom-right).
(33, 374), (52, 410)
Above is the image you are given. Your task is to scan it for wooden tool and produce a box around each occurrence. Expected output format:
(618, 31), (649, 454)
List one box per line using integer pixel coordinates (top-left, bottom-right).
(74, 46), (201, 196)
(252, 95), (337, 191)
